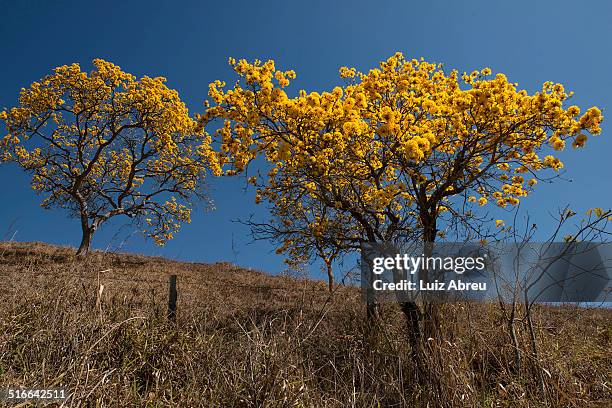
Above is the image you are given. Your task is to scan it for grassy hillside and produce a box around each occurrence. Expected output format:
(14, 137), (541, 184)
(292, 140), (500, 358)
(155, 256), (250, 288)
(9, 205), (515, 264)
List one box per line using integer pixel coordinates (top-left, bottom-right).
(0, 242), (610, 407)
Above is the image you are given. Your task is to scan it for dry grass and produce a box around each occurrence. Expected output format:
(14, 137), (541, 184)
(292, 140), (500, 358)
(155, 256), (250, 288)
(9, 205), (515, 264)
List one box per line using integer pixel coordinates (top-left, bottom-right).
(0, 241), (610, 407)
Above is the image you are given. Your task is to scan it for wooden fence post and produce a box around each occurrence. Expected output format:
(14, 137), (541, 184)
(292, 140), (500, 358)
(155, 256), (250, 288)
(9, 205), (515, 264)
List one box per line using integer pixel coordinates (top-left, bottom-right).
(167, 274), (177, 320)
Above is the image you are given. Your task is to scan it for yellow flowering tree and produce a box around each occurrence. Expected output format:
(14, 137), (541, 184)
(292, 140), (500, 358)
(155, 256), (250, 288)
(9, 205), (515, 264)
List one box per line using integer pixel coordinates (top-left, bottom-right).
(203, 52), (603, 337)
(203, 52), (602, 284)
(246, 190), (358, 292)
(0, 59), (220, 255)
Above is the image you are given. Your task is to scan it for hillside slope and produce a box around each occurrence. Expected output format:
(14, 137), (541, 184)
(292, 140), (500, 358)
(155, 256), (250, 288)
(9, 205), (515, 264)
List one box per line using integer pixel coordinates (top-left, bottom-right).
(0, 241), (610, 407)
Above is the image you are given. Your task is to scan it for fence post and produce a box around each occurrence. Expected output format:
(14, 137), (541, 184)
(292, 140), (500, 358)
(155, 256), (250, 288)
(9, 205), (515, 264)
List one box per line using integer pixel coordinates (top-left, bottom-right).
(167, 274), (177, 320)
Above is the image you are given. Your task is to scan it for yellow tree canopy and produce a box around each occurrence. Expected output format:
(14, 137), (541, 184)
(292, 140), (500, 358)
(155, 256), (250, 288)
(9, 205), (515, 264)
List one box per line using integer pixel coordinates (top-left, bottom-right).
(1, 59), (220, 253)
(204, 53), (603, 253)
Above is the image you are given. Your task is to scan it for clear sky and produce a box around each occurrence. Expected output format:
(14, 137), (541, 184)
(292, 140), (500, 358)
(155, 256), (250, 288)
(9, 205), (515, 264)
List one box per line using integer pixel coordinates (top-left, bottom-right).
(1, 0), (611, 276)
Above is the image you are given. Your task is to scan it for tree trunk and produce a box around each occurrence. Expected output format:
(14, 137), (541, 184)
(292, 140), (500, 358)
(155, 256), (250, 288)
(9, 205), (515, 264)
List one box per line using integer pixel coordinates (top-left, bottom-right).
(400, 301), (422, 360)
(395, 209), (443, 373)
(362, 240), (380, 323)
(420, 212), (441, 340)
(325, 262), (334, 293)
(366, 301), (380, 320)
(76, 222), (94, 257)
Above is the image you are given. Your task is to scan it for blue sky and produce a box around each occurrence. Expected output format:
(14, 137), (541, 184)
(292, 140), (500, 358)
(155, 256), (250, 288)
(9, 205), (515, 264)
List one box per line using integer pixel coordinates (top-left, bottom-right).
(1, 0), (611, 276)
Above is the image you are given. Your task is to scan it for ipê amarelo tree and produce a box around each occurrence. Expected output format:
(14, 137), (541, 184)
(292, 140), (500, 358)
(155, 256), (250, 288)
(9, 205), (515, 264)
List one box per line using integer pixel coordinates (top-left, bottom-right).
(202, 53), (603, 341)
(0, 59), (221, 255)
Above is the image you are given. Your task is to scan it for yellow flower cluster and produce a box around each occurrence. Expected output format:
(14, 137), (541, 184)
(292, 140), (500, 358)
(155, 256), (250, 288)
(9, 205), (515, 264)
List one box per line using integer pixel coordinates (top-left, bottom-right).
(203, 52), (604, 244)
